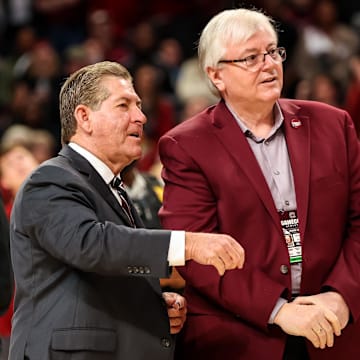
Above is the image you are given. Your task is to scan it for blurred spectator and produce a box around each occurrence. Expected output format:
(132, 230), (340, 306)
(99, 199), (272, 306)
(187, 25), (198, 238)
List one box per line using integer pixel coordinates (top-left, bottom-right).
(85, 8), (130, 64)
(0, 193), (12, 360)
(121, 161), (164, 230)
(286, 0), (314, 27)
(0, 143), (39, 218)
(33, 0), (87, 56)
(154, 38), (184, 95)
(0, 25), (37, 124)
(294, 72), (343, 107)
(175, 56), (219, 106)
(179, 95), (214, 123)
(0, 124), (55, 165)
(133, 62), (177, 171)
(0, 141), (38, 360)
(0, 0), (34, 58)
(126, 20), (159, 71)
(62, 44), (89, 76)
(308, 73), (343, 107)
(11, 40), (62, 147)
(291, 0), (359, 94)
(30, 129), (56, 164)
(345, 52), (360, 137)
(121, 161), (185, 293)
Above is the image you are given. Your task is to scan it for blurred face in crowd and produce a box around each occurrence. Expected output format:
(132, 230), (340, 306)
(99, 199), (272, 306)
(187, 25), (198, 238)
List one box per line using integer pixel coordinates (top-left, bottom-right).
(0, 145), (39, 195)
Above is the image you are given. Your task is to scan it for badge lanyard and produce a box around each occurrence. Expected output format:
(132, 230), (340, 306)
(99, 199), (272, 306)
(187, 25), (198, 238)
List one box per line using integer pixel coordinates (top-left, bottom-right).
(279, 210), (302, 264)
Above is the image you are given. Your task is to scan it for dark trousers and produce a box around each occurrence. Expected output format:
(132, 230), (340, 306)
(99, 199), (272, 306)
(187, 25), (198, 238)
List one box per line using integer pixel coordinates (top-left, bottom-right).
(283, 336), (310, 360)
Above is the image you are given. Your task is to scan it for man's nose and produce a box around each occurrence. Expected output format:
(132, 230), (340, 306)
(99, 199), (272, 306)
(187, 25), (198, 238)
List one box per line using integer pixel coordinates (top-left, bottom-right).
(132, 106), (147, 124)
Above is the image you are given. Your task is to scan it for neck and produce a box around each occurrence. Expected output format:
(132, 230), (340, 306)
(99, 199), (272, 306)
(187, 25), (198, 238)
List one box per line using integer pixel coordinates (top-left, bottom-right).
(230, 102), (276, 138)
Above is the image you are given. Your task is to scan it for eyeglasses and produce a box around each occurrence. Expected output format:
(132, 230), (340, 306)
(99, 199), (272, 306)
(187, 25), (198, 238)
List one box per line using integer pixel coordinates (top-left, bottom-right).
(218, 47), (286, 72)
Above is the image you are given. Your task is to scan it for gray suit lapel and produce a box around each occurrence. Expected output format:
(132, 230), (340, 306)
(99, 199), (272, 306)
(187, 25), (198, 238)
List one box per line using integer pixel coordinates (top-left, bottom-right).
(59, 146), (143, 228)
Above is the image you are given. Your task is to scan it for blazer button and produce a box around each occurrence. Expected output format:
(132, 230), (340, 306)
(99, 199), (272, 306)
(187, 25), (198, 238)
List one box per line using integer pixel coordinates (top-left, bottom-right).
(144, 267), (151, 274)
(127, 266), (133, 274)
(280, 264), (289, 274)
(161, 337), (171, 348)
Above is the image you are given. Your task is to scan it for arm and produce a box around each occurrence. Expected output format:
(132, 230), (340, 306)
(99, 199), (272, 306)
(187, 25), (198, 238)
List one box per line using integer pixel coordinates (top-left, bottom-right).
(319, 112), (360, 323)
(14, 165), (172, 278)
(15, 165), (244, 279)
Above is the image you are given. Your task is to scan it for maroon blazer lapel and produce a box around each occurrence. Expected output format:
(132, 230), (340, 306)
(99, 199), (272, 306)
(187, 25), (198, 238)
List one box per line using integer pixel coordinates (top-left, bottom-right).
(280, 99), (310, 241)
(211, 101), (282, 236)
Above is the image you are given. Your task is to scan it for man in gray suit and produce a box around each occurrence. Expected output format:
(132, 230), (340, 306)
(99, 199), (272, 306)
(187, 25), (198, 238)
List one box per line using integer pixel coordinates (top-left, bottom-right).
(8, 61), (245, 360)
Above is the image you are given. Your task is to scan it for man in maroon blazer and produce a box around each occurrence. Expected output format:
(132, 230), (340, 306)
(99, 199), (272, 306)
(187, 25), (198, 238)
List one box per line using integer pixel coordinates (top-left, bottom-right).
(158, 8), (360, 360)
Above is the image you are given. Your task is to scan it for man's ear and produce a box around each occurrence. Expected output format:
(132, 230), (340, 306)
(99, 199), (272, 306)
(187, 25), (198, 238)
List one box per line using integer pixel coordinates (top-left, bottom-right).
(74, 104), (92, 134)
(206, 66), (225, 92)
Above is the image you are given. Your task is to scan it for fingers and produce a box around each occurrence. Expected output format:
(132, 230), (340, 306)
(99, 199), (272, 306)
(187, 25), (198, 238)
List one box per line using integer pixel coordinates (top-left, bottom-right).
(163, 292), (186, 310)
(209, 256), (226, 276)
(293, 295), (342, 336)
(220, 238), (245, 269)
(165, 293), (187, 335)
(162, 292), (178, 307)
(322, 306), (342, 337)
(169, 315), (185, 334)
(311, 322), (333, 349)
(273, 302), (341, 349)
(185, 232), (245, 276)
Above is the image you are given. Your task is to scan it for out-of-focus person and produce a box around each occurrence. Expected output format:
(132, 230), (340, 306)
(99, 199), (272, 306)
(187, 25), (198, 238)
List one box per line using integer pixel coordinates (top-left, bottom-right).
(0, 194), (12, 360)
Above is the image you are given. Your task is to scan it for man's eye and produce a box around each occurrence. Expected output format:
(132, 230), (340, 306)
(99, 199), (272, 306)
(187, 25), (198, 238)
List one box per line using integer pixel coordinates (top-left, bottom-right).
(269, 49), (277, 55)
(246, 54), (258, 62)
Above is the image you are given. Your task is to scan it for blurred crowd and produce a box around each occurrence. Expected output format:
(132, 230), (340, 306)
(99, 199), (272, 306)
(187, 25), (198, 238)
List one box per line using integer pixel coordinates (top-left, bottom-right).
(1, 0), (360, 355)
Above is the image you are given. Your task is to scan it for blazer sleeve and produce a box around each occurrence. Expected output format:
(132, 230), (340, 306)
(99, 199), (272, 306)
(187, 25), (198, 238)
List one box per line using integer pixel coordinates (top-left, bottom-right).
(0, 196), (12, 315)
(323, 112), (360, 321)
(11, 165), (172, 279)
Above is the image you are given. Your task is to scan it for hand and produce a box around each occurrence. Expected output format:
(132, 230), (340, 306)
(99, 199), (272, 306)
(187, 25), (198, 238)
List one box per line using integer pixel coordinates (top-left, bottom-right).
(185, 232), (245, 276)
(273, 301), (341, 349)
(162, 292), (187, 334)
(293, 292), (350, 330)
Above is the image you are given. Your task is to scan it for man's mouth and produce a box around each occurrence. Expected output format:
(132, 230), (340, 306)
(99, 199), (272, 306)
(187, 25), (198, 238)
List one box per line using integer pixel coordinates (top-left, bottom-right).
(129, 131), (141, 138)
(261, 76), (276, 83)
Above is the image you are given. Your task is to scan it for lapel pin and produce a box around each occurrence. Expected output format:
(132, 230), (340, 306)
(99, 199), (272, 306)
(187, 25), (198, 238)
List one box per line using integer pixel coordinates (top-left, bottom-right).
(291, 119), (302, 128)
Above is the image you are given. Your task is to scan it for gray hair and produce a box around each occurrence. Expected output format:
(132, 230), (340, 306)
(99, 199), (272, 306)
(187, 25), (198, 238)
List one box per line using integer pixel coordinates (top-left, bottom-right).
(59, 61), (132, 144)
(198, 8), (278, 94)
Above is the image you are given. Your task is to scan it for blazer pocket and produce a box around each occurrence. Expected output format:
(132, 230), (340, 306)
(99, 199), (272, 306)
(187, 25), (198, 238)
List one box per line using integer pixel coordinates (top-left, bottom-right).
(51, 327), (116, 352)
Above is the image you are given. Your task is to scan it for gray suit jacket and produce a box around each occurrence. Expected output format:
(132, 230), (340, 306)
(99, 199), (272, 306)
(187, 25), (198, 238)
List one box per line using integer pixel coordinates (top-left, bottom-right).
(9, 145), (175, 360)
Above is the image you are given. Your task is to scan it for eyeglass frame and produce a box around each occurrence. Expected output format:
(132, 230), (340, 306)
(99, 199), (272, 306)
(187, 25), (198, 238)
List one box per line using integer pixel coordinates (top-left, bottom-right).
(217, 47), (287, 71)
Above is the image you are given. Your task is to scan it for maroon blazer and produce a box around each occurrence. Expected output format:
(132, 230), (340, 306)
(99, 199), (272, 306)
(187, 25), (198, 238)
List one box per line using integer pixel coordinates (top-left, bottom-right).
(159, 99), (360, 360)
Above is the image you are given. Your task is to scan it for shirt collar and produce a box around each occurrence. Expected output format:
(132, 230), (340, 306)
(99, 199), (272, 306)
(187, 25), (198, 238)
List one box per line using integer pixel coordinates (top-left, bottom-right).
(225, 101), (284, 140)
(68, 142), (117, 185)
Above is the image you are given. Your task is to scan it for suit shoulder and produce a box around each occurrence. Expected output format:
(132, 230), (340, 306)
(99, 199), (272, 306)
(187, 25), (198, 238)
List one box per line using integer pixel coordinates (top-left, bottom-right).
(27, 155), (83, 187)
(279, 98), (347, 117)
(162, 105), (216, 138)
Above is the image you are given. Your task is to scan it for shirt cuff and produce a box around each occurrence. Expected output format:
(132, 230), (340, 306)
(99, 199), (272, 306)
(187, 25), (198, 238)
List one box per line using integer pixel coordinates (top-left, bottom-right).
(168, 230), (185, 266)
(268, 298), (288, 324)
